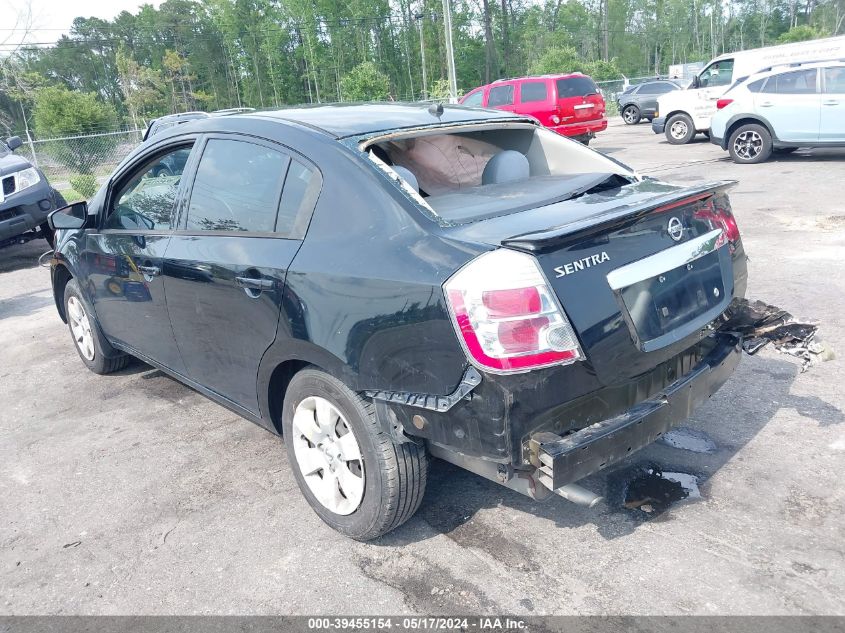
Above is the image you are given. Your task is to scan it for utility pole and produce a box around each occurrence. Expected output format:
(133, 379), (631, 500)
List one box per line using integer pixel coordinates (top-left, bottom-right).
(441, 0), (458, 102)
(415, 13), (428, 100)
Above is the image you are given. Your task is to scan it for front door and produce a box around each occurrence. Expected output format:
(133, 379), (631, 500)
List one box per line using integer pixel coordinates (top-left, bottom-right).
(820, 66), (845, 142)
(164, 135), (322, 413)
(754, 68), (821, 143)
(86, 143), (195, 372)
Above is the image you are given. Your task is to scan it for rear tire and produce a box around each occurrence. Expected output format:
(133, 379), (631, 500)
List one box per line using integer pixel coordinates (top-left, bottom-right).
(622, 105), (641, 125)
(665, 113), (695, 144)
(63, 279), (130, 374)
(282, 368), (427, 541)
(728, 123), (772, 164)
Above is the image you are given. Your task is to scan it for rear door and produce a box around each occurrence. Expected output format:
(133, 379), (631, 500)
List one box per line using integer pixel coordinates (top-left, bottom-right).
(163, 135), (322, 413)
(754, 68), (821, 143)
(635, 81), (678, 116)
(513, 79), (554, 125)
(485, 82), (517, 113)
(820, 65), (845, 142)
(555, 76), (603, 125)
(86, 141), (196, 373)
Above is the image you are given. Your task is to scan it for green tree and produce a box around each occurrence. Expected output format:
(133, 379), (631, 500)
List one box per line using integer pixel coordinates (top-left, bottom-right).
(777, 25), (830, 43)
(340, 61), (391, 101)
(529, 45), (581, 75)
(33, 86), (119, 173)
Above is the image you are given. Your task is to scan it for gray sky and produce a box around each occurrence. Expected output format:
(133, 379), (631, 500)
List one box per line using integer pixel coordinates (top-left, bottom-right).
(1, 0), (163, 48)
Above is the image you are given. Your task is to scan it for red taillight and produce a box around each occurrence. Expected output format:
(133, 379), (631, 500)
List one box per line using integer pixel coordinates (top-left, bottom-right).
(482, 287), (540, 317)
(716, 98), (733, 110)
(444, 249), (583, 373)
(694, 199), (741, 244)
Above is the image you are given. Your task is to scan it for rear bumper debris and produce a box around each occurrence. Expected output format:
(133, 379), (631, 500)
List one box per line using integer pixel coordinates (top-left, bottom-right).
(529, 332), (741, 491)
(718, 298), (828, 370)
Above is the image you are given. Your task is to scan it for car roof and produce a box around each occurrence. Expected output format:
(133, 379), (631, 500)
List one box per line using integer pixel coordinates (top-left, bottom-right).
(244, 102), (533, 139)
(744, 58), (845, 82)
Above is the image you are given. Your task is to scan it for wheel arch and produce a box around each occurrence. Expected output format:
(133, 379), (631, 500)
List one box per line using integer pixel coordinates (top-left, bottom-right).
(258, 341), (359, 435)
(725, 115), (777, 144)
(52, 263), (73, 323)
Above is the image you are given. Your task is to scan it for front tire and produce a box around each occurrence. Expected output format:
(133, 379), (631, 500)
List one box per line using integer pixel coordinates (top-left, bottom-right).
(282, 369), (427, 541)
(622, 105), (641, 125)
(63, 279), (130, 374)
(665, 113), (695, 144)
(728, 123), (772, 164)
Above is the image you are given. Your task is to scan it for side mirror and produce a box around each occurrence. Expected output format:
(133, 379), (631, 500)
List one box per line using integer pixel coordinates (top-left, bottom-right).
(48, 201), (88, 231)
(691, 75), (701, 89)
(6, 136), (22, 151)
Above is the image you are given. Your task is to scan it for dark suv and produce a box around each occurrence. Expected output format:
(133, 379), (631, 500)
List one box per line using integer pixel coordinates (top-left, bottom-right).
(617, 80), (681, 125)
(0, 136), (65, 248)
(49, 104), (747, 540)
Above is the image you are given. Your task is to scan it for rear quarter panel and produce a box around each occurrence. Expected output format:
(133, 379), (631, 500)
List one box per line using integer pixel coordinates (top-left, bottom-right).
(260, 136), (484, 400)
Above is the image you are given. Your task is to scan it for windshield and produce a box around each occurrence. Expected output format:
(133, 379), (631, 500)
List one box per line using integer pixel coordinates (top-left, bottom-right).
(366, 125), (635, 225)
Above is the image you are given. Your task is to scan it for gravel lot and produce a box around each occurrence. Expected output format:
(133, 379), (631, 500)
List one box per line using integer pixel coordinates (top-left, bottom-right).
(1, 119), (844, 616)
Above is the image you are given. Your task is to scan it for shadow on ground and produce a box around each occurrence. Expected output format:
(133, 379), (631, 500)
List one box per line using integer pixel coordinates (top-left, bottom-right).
(0, 241), (50, 275)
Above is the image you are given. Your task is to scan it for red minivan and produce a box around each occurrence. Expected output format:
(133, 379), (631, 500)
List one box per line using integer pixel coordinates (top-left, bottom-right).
(459, 73), (607, 144)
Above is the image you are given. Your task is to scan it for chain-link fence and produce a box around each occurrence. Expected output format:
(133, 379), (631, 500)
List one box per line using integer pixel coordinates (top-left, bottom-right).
(16, 129), (143, 199)
(596, 75), (666, 117)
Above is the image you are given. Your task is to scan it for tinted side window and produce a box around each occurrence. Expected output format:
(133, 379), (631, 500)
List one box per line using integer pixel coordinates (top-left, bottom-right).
(104, 145), (192, 231)
(748, 78), (766, 93)
(556, 76), (598, 98)
(488, 85), (514, 106)
(462, 90), (484, 107)
(823, 67), (845, 93)
(639, 82), (676, 94)
(520, 81), (548, 103)
(186, 139), (287, 233)
(277, 159), (321, 237)
(761, 69), (817, 94)
(637, 83), (661, 94)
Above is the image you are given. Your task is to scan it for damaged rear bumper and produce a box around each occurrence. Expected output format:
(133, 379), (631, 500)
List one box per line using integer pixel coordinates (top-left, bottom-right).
(528, 332), (741, 491)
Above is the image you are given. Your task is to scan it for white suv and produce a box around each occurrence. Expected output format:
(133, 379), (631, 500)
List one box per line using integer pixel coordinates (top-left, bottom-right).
(709, 60), (845, 163)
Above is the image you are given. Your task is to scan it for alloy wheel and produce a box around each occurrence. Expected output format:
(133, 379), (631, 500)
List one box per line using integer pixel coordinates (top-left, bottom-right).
(733, 130), (763, 161)
(623, 107), (638, 124)
(292, 396), (365, 515)
(67, 296), (95, 361)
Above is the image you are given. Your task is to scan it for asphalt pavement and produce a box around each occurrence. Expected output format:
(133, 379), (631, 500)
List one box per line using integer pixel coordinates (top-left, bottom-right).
(1, 119), (843, 615)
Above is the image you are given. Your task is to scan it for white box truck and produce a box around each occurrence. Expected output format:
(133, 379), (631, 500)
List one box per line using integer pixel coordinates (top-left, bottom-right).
(652, 36), (845, 144)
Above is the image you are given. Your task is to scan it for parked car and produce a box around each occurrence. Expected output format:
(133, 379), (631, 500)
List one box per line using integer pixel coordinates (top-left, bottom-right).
(710, 60), (845, 163)
(652, 35), (845, 144)
(0, 135), (65, 249)
(142, 107), (256, 141)
(49, 104), (747, 540)
(459, 73), (607, 144)
(616, 80), (681, 124)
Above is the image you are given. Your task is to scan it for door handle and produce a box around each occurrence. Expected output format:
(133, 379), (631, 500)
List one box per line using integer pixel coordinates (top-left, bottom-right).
(235, 276), (274, 291)
(137, 265), (160, 277)
(759, 101), (774, 107)
(823, 99), (840, 105)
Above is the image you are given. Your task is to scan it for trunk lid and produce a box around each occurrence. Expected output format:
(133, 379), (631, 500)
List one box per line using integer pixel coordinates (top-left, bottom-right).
(443, 179), (740, 386)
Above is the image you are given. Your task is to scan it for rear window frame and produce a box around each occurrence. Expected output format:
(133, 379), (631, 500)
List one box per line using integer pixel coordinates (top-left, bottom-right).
(555, 76), (599, 99)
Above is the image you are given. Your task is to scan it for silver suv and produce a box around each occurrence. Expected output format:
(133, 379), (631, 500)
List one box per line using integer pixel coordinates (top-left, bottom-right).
(709, 60), (845, 163)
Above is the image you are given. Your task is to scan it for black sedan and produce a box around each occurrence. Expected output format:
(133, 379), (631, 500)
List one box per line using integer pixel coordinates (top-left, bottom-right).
(48, 103), (747, 540)
(617, 80), (681, 124)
